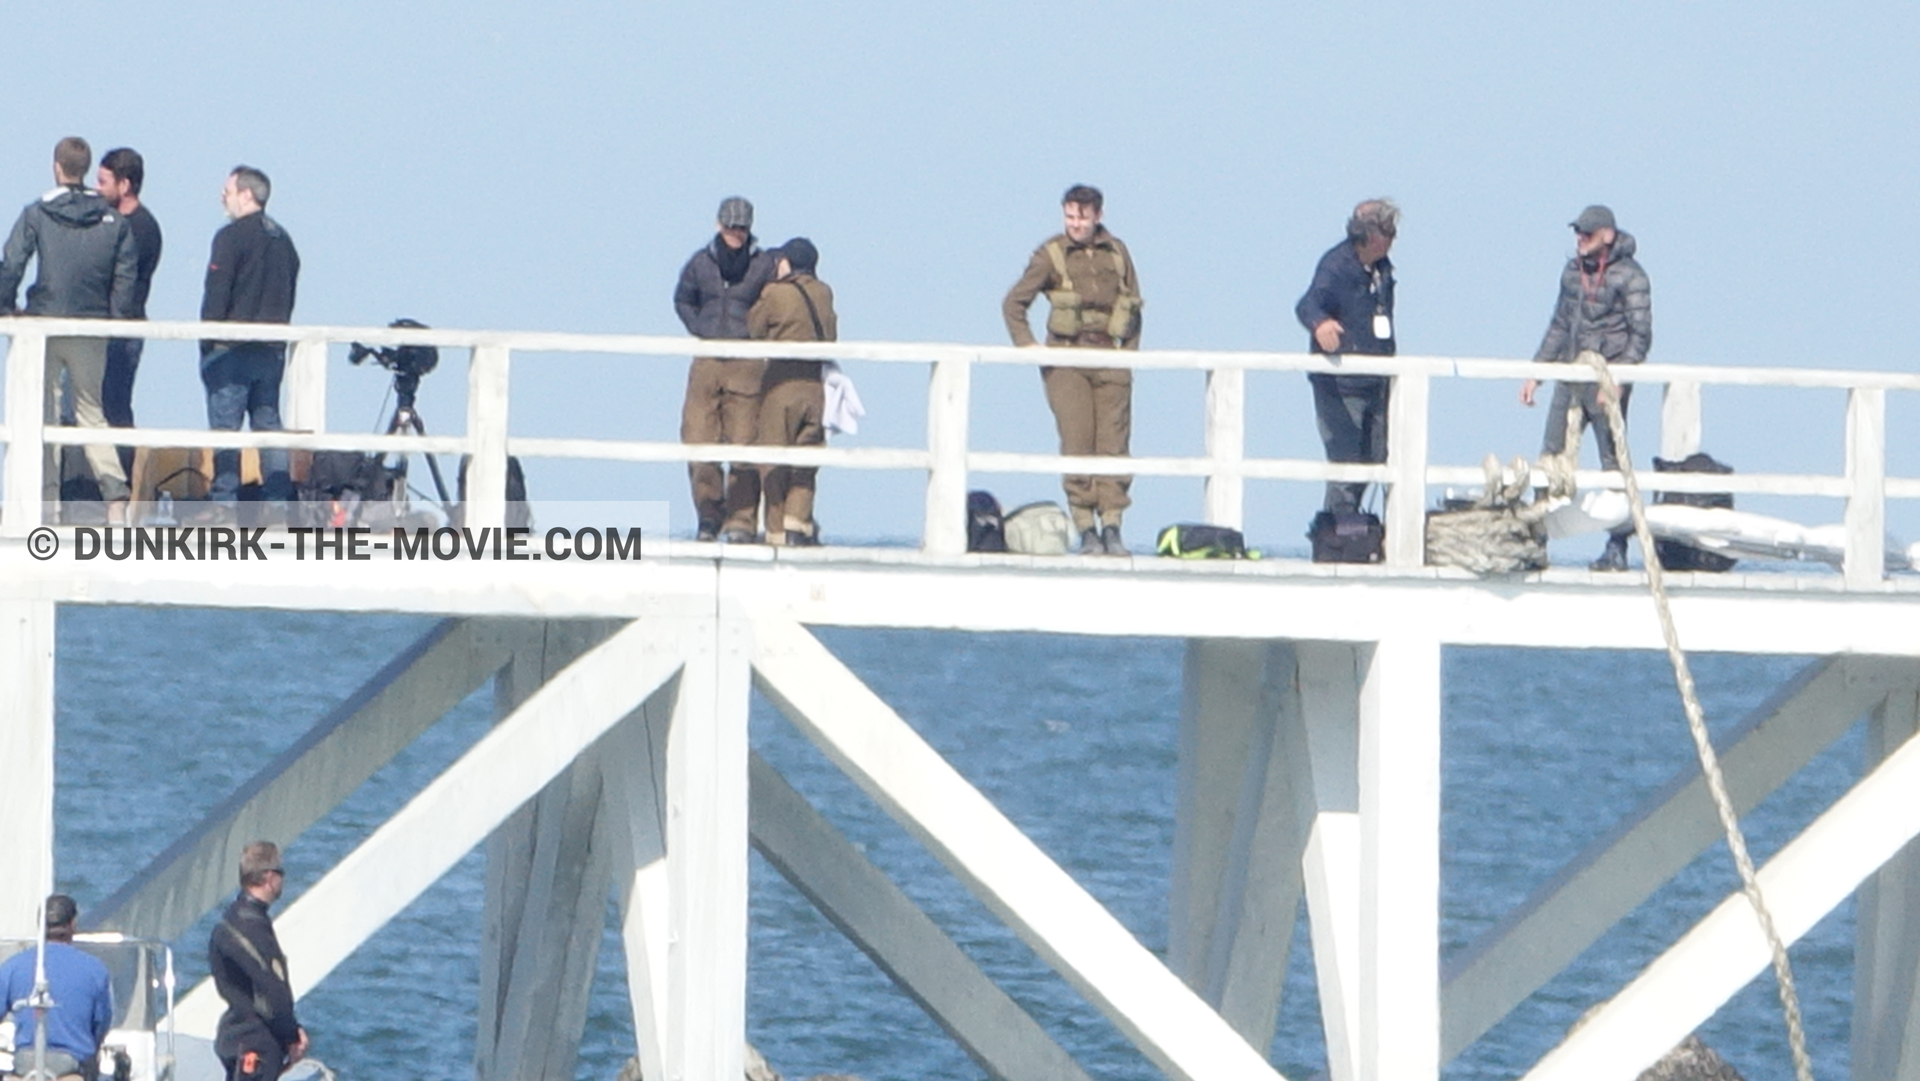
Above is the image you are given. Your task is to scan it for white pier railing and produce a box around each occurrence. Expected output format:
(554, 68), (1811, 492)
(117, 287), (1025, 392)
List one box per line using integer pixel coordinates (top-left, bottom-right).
(3, 317), (1916, 583)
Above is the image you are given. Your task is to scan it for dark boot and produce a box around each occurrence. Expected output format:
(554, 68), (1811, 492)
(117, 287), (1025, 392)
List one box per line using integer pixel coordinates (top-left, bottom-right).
(1078, 529), (1103, 555)
(1590, 533), (1629, 572)
(1100, 525), (1126, 555)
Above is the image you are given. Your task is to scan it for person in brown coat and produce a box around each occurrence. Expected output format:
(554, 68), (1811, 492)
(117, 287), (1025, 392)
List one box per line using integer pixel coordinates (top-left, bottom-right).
(748, 238), (836, 546)
(1002, 184), (1143, 555)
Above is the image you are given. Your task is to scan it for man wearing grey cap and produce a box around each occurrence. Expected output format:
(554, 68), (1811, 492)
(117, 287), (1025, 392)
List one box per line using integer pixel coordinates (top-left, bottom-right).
(1521, 204), (1652, 571)
(674, 197), (779, 541)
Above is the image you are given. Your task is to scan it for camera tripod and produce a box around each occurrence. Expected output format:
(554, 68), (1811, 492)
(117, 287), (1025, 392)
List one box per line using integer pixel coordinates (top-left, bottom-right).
(382, 366), (455, 514)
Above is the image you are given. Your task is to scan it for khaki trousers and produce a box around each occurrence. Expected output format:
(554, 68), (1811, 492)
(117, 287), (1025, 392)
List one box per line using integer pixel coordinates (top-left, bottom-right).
(46, 336), (129, 503)
(681, 356), (765, 533)
(1040, 364), (1132, 531)
(756, 370), (825, 543)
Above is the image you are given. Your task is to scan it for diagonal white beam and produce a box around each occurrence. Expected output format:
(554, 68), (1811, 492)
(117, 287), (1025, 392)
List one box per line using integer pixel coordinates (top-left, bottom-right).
(92, 618), (531, 939)
(1442, 655), (1913, 1058)
(601, 689), (676, 1081)
(170, 617), (689, 1036)
(1303, 813), (1361, 1081)
(1523, 725), (1920, 1081)
(751, 618), (1285, 1081)
(750, 751), (1095, 1081)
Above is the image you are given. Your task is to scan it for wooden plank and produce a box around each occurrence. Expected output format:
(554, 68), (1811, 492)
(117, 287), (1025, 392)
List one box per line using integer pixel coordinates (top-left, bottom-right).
(1524, 724), (1920, 1081)
(751, 619), (1285, 1081)
(750, 751), (1094, 1081)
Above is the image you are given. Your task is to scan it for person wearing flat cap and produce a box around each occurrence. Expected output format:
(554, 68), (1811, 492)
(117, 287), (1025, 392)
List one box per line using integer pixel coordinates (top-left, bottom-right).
(747, 237), (837, 546)
(674, 196), (780, 542)
(1521, 204), (1652, 571)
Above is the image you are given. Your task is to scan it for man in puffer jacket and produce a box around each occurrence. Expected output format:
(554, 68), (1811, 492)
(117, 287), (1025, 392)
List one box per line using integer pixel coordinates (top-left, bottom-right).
(1521, 204), (1652, 570)
(0, 136), (139, 518)
(674, 196), (779, 541)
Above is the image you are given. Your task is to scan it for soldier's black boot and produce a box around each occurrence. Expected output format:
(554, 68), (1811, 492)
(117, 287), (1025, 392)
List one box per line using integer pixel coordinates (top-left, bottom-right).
(1590, 532), (1630, 572)
(1078, 529), (1103, 555)
(1101, 525), (1126, 555)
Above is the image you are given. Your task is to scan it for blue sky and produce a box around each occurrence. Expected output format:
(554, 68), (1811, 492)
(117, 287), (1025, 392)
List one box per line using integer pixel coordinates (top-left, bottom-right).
(6, 2), (1918, 546)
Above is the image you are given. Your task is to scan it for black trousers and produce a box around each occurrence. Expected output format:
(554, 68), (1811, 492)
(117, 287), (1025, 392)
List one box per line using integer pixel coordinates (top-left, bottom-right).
(1310, 373), (1390, 513)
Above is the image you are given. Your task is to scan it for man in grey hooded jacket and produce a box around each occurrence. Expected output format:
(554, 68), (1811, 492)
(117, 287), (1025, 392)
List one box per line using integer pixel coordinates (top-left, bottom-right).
(1521, 204), (1652, 570)
(0, 136), (139, 517)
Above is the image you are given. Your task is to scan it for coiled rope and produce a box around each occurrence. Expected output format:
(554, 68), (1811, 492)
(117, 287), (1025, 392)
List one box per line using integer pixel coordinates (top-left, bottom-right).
(1582, 352), (1815, 1081)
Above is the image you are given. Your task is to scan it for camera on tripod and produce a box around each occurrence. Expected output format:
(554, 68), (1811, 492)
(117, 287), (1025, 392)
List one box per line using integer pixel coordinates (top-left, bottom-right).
(348, 317), (439, 390)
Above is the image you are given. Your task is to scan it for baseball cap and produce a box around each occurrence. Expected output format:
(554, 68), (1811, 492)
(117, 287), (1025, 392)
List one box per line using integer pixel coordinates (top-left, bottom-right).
(717, 196), (754, 229)
(1570, 205), (1617, 234)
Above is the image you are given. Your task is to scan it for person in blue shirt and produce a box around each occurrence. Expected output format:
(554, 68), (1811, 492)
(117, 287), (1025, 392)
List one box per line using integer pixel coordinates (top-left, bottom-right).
(0, 894), (114, 1081)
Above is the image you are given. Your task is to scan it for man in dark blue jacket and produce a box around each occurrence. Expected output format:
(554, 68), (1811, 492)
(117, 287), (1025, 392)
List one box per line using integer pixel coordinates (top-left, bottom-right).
(1295, 199), (1399, 516)
(0, 137), (139, 520)
(674, 197), (778, 541)
(200, 166), (300, 513)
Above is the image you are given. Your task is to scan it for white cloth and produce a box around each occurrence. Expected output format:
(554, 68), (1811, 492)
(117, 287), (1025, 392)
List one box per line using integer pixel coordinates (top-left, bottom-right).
(823, 362), (865, 436)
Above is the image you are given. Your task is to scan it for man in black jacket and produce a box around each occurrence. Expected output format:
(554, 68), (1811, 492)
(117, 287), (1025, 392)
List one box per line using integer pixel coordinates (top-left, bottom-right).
(674, 196), (778, 542)
(1521, 204), (1652, 570)
(201, 165), (300, 511)
(0, 136), (139, 519)
(1296, 198), (1399, 517)
(96, 147), (163, 478)
(209, 841), (307, 1081)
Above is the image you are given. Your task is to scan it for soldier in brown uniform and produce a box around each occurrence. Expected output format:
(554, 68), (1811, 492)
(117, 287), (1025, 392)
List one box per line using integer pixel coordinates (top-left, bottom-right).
(1002, 184), (1143, 555)
(748, 238), (836, 546)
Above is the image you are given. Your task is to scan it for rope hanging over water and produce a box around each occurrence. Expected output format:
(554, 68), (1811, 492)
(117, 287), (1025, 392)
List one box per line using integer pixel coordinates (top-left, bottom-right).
(1583, 351), (1816, 1081)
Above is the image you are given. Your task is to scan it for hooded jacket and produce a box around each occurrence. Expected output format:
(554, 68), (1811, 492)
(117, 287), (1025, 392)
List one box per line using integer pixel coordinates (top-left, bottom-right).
(674, 236), (778, 341)
(1534, 231), (1652, 366)
(0, 186), (138, 318)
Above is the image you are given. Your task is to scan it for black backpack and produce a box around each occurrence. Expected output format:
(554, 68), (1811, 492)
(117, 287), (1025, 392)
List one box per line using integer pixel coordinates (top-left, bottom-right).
(1653, 452), (1737, 572)
(967, 490), (1008, 552)
(1308, 510), (1385, 563)
(296, 452), (396, 526)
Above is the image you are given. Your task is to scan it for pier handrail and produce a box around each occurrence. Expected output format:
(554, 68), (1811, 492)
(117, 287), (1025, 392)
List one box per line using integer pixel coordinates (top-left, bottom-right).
(1, 316), (1911, 582)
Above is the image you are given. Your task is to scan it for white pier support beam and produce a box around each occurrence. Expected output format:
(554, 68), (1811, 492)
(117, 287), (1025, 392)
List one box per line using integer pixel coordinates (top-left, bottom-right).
(464, 344), (512, 530)
(1854, 686), (1920, 1081)
(168, 618), (688, 1041)
(601, 686), (679, 1081)
(0, 601), (55, 935)
(1357, 634), (1441, 1081)
(1441, 656), (1912, 1058)
(1524, 720), (1920, 1081)
(750, 751), (1094, 1081)
(479, 621), (626, 1081)
(1304, 813), (1361, 1081)
(1845, 386), (1887, 587)
(753, 619), (1283, 1081)
(92, 618), (530, 939)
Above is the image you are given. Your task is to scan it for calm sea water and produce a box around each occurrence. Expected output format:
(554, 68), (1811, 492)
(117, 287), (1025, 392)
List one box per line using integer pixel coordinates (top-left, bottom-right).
(51, 608), (1861, 1081)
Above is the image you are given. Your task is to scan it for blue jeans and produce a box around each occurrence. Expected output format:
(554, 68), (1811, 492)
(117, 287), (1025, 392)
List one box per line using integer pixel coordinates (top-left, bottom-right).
(202, 343), (294, 502)
(105, 337), (144, 477)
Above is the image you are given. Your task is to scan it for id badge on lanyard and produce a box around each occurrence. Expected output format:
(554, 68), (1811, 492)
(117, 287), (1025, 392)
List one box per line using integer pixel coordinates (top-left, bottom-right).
(1369, 266), (1391, 341)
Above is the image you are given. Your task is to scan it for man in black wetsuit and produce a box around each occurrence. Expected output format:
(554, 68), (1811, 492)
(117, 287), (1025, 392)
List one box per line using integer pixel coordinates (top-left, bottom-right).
(209, 841), (307, 1081)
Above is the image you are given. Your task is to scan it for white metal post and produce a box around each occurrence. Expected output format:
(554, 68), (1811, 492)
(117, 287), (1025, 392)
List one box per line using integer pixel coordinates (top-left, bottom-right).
(1357, 634), (1441, 1081)
(1204, 366), (1246, 529)
(1844, 385), (1887, 587)
(1384, 370), (1430, 568)
(1853, 687), (1920, 1081)
(2, 331), (48, 532)
(465, 344), (512, 530)
(0, 601), (54, 936)
(923, 355), (972, 555)
(1659, 381), (1701, 460)
(283, 338), (329, 434)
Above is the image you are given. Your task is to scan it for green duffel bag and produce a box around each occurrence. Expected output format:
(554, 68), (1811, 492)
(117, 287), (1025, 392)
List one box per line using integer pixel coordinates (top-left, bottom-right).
(1156, 523), (1260, 560)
